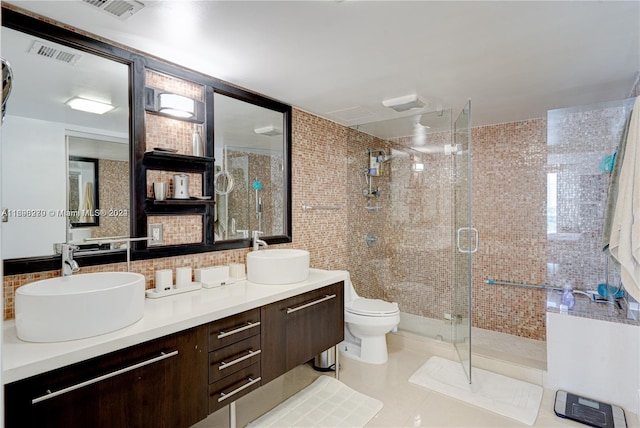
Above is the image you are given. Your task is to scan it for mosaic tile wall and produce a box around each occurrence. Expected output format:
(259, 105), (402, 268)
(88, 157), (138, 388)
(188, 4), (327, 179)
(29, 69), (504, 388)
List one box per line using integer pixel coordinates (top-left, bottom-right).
(546, 99), (635, 294)
(345, 128), (455, 325)
(344, 115), (551, 340)
(290, 109), (348, 270)
(472, 119), (548, 339)
(92, 159), (129, 239)
(247, 152), (284, 236)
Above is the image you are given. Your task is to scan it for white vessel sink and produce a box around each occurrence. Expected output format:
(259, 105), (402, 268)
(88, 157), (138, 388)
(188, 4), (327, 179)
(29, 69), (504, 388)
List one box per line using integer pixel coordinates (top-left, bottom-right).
(246, 249), (310, 285)
(15, 272), (145, 342)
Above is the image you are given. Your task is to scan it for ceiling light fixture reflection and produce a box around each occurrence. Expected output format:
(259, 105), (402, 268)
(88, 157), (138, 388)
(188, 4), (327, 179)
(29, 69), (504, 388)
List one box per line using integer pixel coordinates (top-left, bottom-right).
(66, 97), (114, 114)
(411, 155), (425, 172)
(254, 125), (282, 136)
(158, 93), (195, 119)
(382, 94), (426, 112)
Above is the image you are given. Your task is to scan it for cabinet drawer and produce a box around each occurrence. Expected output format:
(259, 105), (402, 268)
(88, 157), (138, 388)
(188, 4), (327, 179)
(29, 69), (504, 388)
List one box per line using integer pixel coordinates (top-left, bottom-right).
(208, 308), (261, 351)
(208, 363), (261, 413)
(209, 335), (261, 384)
(5, 326), (208, 428)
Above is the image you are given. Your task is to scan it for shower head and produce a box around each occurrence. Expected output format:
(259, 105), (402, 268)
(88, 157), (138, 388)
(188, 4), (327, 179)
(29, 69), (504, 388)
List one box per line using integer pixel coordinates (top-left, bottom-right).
(381, 149), (409, 163)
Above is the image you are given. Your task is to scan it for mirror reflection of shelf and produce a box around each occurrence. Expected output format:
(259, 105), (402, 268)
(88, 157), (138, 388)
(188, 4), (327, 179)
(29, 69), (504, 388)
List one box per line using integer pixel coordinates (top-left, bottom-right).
(148, 198), (214, 205)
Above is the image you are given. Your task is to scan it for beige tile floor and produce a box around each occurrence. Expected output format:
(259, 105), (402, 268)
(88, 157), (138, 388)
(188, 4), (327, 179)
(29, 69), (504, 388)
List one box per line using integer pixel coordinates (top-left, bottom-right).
(193, 332), (639, 428)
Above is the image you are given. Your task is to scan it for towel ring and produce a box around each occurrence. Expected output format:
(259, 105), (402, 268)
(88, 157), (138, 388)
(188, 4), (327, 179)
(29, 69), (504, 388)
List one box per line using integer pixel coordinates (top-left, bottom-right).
(214, 170), (234, 195)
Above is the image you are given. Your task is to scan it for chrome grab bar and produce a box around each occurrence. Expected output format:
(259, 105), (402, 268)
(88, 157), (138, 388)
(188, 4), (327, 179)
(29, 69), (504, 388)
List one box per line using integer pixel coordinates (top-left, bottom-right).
(217, 321), (260, 339)
(302, 204), (340, 211)
(286, 294), (336, 314)
(217, 377), (261, 403)
(32, 350), (179, 404)
(218, 349), (262, 371)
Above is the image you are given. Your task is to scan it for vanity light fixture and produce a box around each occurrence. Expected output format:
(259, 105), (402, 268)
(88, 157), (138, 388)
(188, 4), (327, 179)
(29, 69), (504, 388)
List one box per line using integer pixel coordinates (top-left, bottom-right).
(158, 93), (195, 119)
(382, 94), (426, 112)
(144, 87), (204, 123)
(66, 97), (114, 114)
(254, 125), (282, 136)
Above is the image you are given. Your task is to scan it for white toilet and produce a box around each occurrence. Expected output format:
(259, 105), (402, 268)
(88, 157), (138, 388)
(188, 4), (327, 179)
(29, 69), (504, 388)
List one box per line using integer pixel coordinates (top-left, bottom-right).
(339, 274), (400, 364)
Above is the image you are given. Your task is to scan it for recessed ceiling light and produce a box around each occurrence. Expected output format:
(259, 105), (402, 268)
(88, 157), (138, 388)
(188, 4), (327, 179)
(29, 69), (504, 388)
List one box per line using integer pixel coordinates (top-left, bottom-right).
(66, 97), (114, 114)
(382, 94), (426, 112)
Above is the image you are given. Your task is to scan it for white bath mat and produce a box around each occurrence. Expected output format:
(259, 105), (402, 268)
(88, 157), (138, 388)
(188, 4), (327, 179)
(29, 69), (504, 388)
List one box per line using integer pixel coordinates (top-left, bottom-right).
(247, 375), (383, 427)
(409, 356), (543, 425)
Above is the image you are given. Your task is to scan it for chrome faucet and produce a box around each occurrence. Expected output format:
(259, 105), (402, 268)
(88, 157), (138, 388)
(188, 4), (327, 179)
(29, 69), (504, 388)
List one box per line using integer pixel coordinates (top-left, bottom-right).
(252, 230), (268, 251)
(61, 244), (80, 276)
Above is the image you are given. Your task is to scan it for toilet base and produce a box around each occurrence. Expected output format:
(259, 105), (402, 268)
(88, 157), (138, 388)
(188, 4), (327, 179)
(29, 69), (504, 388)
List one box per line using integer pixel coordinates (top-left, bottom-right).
(339, 334), (389, 364)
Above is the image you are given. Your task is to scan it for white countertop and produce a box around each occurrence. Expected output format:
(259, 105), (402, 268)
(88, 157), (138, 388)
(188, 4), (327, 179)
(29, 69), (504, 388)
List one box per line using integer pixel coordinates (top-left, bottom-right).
(2, 268), (348, 384)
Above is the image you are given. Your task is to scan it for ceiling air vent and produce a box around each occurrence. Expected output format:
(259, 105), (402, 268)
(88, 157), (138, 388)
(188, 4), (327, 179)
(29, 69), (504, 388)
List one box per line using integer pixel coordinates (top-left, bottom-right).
(27, 41), (82, 66)
(81, 0), (145, 20)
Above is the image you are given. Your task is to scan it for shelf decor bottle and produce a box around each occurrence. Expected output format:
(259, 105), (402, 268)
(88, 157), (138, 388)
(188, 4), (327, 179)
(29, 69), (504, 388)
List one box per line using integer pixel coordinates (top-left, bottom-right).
(560, 283), (575, 310)
(192, 124), (204, 157)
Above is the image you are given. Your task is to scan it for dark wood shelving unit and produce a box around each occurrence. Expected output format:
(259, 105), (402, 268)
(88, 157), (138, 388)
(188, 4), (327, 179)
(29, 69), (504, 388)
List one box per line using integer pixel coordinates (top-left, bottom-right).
(151, 198), (214, 205)
(144, 198), (214, 215)
(143, 151), (214, 173)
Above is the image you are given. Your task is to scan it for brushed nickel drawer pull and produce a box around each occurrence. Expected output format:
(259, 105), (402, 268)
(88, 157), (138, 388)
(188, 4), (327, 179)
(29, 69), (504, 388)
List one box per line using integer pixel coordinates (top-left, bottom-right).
(32, 350), (179, 404)
(217, 321), (261, 339)
(286, 294), (337, 314)
(219, 349), (262, 371)
(217, 376), (261, 403)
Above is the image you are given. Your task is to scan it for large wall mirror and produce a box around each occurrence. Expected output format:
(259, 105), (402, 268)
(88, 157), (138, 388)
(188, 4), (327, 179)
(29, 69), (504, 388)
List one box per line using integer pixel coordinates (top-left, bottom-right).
(213, 93), (286, 241)
(2, 7), (292, 274)
(1, 18), (130, 267)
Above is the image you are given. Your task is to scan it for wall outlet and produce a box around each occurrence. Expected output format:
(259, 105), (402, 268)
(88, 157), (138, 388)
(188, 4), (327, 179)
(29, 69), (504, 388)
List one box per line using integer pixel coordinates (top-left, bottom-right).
(148, 223), (163, 246)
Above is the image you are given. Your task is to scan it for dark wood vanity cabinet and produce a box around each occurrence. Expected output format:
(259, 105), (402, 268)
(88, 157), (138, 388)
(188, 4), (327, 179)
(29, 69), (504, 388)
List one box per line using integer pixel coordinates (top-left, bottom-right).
(261, 282), (344, 384)
(4, 281), (345, 427)
(4, 326), (208, 428)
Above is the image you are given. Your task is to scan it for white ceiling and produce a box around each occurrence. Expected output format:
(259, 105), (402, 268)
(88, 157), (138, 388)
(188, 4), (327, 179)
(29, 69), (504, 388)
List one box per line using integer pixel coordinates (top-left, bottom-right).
(2, 26), (130, 135)
(4, 0), (640, 136)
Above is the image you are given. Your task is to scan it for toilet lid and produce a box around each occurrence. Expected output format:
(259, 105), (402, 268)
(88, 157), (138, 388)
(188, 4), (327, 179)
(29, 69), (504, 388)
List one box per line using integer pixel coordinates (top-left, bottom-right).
(346, 298), (399, 316)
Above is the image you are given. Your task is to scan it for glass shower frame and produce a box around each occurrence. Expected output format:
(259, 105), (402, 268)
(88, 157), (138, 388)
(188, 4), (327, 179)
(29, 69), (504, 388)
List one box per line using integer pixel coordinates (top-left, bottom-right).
(452, 100), (473, 382)
(347, 100), (473, 380)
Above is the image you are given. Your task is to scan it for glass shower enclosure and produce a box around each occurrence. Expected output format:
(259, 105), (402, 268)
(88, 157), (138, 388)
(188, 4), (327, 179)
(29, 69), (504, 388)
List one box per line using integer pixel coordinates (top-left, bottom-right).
(347, 100), (474, 381)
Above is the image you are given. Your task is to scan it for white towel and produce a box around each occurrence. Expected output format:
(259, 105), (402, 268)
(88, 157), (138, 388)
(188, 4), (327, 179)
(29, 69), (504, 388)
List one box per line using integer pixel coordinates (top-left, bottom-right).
(609, 96), (640, 301)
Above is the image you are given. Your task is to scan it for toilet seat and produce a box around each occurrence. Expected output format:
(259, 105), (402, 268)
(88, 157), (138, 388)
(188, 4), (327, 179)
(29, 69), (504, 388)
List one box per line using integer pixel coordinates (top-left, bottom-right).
(346, 298), (399, 316)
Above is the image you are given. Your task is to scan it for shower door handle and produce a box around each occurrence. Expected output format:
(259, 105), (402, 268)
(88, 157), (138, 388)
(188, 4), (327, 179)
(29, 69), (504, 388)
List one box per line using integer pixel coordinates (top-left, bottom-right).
(456, 227), (478, 254)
